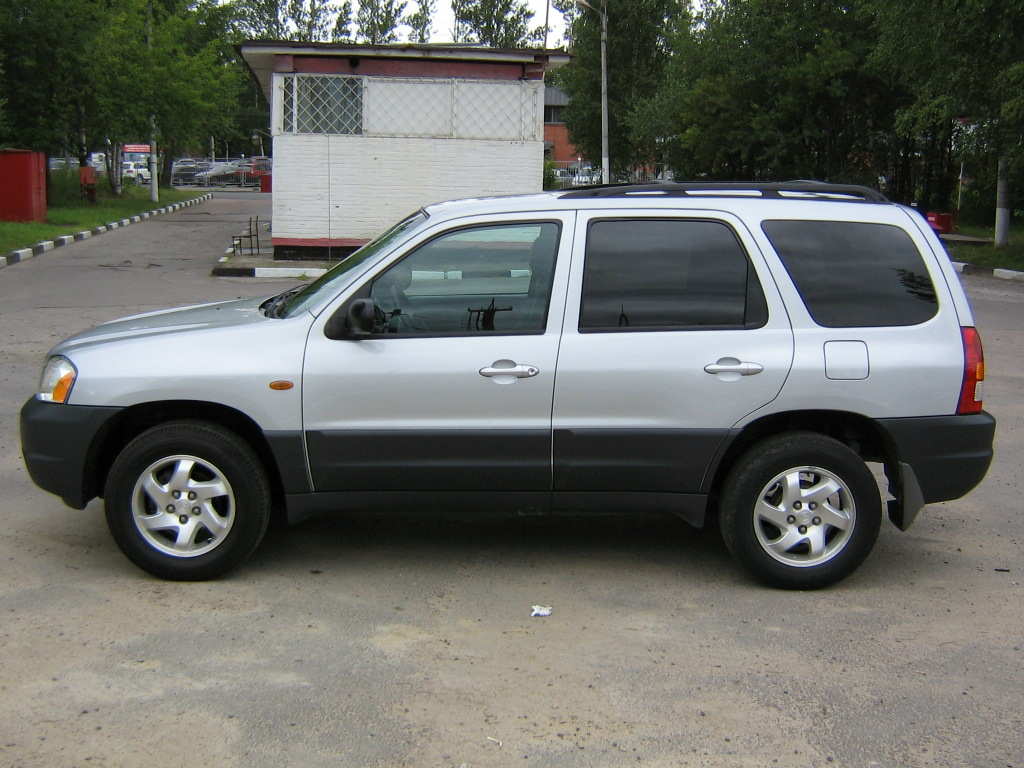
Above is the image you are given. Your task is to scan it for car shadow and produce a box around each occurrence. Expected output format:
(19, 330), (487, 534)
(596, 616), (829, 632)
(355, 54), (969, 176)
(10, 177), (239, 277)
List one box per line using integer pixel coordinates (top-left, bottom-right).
(250, 511), (737, 581)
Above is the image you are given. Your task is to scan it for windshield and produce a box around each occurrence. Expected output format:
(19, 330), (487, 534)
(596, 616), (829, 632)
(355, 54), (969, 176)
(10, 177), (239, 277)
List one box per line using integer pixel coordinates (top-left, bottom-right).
(279, 211), (428, 318)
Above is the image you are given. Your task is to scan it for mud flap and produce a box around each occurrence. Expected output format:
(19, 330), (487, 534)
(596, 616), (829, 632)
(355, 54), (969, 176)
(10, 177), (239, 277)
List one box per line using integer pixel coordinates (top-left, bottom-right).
(886, 460), (926, 531)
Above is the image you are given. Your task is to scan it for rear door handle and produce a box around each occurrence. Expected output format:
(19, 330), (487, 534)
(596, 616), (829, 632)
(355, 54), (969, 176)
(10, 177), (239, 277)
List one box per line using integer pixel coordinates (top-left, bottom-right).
(704, 359), (763, 376)
(479, 362), (539, 378)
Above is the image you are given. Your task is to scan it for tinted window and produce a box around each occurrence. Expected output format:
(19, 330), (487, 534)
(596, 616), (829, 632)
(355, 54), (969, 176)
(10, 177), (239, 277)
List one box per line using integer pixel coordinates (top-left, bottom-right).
(579, 219), (767, 331)
(762, 220), (937, 327)
(369, 222), (559, 335)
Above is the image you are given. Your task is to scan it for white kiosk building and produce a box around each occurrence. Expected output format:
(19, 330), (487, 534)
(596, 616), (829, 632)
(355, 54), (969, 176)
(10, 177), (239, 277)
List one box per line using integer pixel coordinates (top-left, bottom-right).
(240, 41), (569, 259)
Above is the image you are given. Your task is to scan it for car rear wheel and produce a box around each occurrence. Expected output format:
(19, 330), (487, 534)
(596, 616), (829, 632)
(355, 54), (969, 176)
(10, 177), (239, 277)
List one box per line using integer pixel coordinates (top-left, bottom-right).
(719, 432), (882, 589)
(104, 421), (271, 580)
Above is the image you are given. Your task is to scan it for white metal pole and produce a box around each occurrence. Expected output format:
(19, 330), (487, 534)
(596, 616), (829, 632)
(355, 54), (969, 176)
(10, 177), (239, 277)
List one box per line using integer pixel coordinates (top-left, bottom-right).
(995, 156), (1009, 247)
(600, 2), (609, 185)
(544, 0), (550, 48)
(147, 1), (158, 202)
(957, 161), (964, 214)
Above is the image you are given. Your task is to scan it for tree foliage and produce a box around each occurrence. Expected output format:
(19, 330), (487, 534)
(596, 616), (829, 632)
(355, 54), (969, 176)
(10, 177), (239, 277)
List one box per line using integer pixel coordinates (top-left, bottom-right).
(556, 0), (1023, 214)
(0, 0), (254, 179)
(456, 0), (536, 48)
(404, 0), (435, 43)
(332, 1), (354, 40)
(558, 0), (681, 174)
(356, 0), (406, 44)
(287, 0), (336, 42)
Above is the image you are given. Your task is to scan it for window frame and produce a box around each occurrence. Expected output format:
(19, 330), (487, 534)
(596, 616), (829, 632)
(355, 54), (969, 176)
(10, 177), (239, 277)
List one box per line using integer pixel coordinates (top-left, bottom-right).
(577, 216), (770, 334)
(334, 219), (565, 340)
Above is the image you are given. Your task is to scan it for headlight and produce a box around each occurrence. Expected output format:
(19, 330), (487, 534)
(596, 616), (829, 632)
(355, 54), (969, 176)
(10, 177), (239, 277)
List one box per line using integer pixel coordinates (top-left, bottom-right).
(38, 356), (77, 403)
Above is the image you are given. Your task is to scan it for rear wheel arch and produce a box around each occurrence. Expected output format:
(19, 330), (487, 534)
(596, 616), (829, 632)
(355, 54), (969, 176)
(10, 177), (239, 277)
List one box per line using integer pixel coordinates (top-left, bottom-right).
(85, 400), (287, 513)
(706, 410), (897, 500)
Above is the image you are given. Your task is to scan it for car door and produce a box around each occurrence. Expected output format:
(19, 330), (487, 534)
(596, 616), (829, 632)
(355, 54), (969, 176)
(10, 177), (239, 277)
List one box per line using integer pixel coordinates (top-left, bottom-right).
(552, 210), (794, 497)
(302, 212), (575, 496)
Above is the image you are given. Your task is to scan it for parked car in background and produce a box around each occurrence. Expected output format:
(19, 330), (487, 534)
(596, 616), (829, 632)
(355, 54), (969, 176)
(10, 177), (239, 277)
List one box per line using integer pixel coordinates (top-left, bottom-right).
(122, 161), (151, 184)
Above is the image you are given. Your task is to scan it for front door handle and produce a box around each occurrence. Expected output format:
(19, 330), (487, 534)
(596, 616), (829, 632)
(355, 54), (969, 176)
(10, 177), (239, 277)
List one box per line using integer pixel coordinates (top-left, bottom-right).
(479, 361), (539, 379)
(704, 359), (764, 376)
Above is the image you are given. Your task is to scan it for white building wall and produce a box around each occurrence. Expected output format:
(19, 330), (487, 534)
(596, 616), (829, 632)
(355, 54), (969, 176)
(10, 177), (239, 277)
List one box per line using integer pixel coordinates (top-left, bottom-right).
(273, 134), (543, 241)
(271, 72), (546, 244)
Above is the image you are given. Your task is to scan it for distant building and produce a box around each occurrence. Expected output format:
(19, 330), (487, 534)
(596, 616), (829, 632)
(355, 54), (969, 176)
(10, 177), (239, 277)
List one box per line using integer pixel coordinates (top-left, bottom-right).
(543, 85), (580, 165)
(240, 41), (569, 259)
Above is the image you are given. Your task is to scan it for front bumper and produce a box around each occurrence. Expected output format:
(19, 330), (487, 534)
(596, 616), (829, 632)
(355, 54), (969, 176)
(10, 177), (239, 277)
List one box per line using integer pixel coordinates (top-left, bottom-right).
(20, 397), (123, 509)
(877, 412), (996, 526)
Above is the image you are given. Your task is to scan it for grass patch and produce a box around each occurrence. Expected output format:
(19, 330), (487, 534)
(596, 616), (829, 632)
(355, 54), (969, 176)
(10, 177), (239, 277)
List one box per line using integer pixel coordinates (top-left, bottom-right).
(0, 178), (202, 255)
(944, 220), (1024, 272)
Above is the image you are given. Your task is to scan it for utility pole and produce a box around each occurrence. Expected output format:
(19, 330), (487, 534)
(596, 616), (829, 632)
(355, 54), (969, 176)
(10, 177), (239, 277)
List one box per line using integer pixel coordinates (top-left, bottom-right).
(599, 0), (608, 184)
(147, 0), (158, 202)
(995, 156), (1009, 247)
(575, 0), (610, 184)
(544, 0), (550, 48)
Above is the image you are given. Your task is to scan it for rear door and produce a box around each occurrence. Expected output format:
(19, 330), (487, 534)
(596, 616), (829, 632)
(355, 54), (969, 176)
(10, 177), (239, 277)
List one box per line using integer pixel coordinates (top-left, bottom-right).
(552, 210), (793, 494)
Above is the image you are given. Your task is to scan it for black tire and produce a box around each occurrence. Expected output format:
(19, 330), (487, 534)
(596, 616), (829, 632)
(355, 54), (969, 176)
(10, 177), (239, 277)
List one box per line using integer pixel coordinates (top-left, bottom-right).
(719, 432), (881, 589)
(104, 421), (271, 581)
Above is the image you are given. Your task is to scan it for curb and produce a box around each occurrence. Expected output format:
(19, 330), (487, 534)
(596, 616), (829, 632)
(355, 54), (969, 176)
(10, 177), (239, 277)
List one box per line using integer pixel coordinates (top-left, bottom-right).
(951, 261), (1024, 281)
(211, 264), (327, 278)
(0, 193), (213, 271)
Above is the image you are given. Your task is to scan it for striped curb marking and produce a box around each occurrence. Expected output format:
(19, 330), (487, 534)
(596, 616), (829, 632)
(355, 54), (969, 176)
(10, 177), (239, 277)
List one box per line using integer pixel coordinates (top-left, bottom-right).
(1, 193), (212, 272)
(213, 265), (327, 278)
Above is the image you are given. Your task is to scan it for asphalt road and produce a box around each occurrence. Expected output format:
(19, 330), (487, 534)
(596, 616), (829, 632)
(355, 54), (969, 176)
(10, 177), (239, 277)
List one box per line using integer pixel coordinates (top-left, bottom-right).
(0, 194), (1021, 767)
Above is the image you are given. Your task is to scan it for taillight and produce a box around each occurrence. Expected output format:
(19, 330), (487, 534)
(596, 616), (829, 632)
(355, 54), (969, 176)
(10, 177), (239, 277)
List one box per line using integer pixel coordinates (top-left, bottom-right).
(957, 326), (985, 414)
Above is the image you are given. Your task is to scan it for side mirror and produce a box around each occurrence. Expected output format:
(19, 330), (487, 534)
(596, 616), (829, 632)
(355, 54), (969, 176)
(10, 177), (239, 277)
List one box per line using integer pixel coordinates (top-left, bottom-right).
(325, 298), (376, 340)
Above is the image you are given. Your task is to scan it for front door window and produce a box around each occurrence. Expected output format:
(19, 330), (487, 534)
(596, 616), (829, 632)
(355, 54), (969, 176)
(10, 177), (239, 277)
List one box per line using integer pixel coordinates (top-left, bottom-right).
(368, 222), (561, 336)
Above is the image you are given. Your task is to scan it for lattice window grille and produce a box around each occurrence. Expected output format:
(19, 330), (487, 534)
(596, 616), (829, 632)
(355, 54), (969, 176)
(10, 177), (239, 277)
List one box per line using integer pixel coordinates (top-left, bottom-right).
(281, 74), (363, 135)
(454, 81), (525, 142)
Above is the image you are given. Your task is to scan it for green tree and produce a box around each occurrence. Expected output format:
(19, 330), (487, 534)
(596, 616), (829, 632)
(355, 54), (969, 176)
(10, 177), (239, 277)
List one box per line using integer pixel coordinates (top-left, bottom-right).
(356, 0), (406, 44)
(630, 0), (891, 184)
(0, 0), (108, 160)
(559, 0), (680, 174)
(869, 0), (1024, 212)
(332, 0), (354, 40)
(87, 0), (247, 188)
(287, 0), (336, 41)
(238, 0), (290, 38)
(451, 0), (471, 42)
(404, 0), (435, 43)
(456, 0), (535, 48)
(0, 62), (7, 143)
(551, 0), (578, 46)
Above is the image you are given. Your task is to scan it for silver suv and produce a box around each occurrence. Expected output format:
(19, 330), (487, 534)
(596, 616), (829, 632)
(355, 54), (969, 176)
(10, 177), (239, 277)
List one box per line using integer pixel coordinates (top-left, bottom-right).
(20, 182), (995, 587)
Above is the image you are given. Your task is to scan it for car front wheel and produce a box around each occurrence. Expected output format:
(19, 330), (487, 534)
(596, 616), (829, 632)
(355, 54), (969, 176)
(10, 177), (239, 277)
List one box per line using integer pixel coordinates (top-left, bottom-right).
(719, 432), (882, 589)
(104, 421), (271, 580)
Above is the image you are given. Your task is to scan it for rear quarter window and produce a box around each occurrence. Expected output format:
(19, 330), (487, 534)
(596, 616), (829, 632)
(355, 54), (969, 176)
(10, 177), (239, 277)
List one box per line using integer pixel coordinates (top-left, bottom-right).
(762, 220), (937, 328)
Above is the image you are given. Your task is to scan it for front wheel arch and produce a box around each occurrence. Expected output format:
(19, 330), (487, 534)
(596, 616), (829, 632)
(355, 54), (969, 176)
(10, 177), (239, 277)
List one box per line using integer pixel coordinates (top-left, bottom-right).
(86, 400), (289, 515)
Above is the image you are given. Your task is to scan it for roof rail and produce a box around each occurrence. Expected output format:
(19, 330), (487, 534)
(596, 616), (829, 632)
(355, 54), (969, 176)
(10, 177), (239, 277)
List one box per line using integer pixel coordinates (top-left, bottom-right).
(558, 180), (889, 203)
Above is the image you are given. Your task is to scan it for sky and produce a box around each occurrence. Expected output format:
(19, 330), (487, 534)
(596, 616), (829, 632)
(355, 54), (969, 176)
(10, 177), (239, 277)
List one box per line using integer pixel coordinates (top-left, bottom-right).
(424, 1), (570, 47)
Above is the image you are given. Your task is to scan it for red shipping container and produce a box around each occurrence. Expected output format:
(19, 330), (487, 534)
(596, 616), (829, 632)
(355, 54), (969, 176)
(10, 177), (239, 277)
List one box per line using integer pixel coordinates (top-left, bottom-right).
(0, 149), (47, 222)
(926, 211), (954, 234)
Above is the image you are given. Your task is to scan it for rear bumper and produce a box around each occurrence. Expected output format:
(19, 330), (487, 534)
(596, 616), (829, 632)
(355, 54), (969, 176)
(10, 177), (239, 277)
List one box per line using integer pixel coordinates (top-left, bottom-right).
(877, 412), (996, 504)
(20, 397), (123, 509)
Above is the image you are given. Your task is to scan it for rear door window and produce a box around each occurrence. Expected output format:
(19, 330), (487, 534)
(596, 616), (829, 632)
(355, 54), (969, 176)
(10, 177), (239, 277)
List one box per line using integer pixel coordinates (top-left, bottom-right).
(579, 218), (767, 331)
(762, 220), (937, 327)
